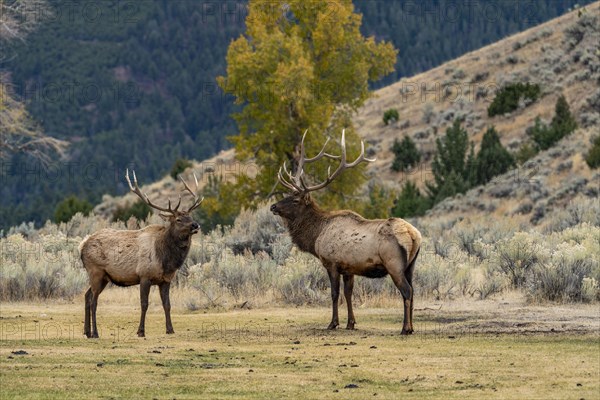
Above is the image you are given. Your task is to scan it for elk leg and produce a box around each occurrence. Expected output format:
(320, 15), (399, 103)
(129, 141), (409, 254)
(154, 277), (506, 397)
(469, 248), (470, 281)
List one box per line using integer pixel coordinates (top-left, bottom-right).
(159, 282), (174, 334)
(90, 278), (108, 339)
(137, 279), (152, 337)
(405, 260), (416, 334)
(390, 272), (413, 335)
(327, 268), (340, 330)
(343, 275), (356, 330)
(84, 288), (93, 338)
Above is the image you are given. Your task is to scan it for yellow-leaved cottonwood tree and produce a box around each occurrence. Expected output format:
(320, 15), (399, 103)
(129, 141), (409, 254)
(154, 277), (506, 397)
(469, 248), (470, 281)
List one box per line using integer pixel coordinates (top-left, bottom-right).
(214, 0), (397, 218)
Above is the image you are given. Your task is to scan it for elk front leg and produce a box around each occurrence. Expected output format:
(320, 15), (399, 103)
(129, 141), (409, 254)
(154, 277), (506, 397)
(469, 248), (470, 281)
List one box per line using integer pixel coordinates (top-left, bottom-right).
(343, 274), (356, 330)
(137, 279), (151, 337)
(327, 268), (340, 330)
(159, 282), (174, 334)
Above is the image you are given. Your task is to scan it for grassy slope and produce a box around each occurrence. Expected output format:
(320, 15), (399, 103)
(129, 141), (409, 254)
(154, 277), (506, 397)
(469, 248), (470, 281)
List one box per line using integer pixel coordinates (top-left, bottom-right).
(0, 303), (598, 399)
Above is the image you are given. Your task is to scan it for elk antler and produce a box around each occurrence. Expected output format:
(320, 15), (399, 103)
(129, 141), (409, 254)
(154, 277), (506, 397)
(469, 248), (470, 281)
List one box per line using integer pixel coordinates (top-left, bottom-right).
(277, 129), (376, 193)
(178, 172), (204, 212)
(125, 169), (203, 215)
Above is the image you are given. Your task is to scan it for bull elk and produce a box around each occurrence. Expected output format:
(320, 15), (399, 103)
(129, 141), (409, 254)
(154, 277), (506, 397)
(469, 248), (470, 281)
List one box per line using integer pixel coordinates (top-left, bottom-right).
(270, 131), (422, 334)
(79, 169), (203, 338)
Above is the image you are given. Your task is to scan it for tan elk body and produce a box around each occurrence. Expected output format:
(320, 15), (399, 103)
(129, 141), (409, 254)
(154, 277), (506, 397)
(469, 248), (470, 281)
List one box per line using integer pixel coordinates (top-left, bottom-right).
(271, 131), (422, 334)
(79, 170), (202, 338)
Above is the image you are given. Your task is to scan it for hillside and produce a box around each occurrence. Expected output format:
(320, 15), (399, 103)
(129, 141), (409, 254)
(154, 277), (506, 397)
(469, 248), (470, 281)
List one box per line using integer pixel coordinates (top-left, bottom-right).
(1, 0), (592, 230)
(92, 3), (600, 230)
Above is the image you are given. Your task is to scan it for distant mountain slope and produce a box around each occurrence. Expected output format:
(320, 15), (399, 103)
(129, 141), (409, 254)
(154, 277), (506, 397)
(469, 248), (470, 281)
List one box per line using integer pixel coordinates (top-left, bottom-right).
(91, 2), (600, 230)
(1, 0), (594, 230)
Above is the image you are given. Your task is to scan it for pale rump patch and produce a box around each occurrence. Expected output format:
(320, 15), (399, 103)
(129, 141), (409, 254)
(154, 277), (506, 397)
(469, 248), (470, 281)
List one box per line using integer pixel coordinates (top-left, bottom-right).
(390, 219), (422, 264)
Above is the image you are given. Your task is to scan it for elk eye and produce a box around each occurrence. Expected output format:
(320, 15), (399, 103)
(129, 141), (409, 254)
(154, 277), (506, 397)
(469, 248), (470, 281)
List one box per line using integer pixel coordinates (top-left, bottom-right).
(292, 198), (300, 204)
(176, 218), (182, 223)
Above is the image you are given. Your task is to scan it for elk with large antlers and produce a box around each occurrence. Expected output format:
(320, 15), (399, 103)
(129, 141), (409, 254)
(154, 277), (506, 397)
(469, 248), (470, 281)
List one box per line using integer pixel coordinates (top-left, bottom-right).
(271, 131), (422, 334)
(79, 169), (203, 338)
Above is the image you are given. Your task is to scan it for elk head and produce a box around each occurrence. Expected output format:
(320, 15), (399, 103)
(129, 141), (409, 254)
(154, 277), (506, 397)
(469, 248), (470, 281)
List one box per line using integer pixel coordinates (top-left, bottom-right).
(126, 169), (203, 238)
(270, 130), (375, 220)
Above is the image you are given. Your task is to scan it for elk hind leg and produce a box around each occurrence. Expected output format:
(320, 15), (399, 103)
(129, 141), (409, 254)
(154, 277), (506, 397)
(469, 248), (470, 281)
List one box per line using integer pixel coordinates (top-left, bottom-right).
(343, 274), (356, 330)
(84, 288), (93, 338)
(89, 275), (108, 339)
(405, 249), (420, 333)
(388, 266), (413, 335)
(137, 279), (152, 337)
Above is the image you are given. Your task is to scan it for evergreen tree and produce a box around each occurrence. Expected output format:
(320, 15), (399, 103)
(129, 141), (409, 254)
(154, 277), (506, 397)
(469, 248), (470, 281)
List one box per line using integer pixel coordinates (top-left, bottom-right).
(550, 95), (578, 138)
(585, 135), (600, 169)
(426, 119), (475, 204)
(391, 136), (421, 172)
(474, 126), (515, 185)
(54, 196), (93, 223)
(392, 181), (431, 218)
(528, 95), (578, 151)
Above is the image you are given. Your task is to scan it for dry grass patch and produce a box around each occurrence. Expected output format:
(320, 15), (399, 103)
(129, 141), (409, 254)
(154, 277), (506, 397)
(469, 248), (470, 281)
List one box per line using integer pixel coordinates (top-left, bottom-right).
(1, 301), (598, 399)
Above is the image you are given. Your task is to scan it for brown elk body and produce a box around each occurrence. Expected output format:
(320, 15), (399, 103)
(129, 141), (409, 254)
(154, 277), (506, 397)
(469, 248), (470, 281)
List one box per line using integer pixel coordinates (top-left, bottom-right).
(79, 170), (202, 338)
(270, 131), (422, 334)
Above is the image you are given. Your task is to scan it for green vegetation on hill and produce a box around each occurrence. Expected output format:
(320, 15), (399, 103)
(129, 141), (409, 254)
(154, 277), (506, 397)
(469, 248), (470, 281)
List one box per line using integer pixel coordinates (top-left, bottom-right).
(1, 0), (592, 230)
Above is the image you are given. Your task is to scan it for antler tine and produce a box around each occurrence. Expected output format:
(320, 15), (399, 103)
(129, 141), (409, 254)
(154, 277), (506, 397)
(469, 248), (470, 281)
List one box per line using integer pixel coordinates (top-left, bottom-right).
(278, 163), (302, 192)
(179, 172), (204, 212)
(276, 129), (375, 194)
(126, 168), (174, 214)
(298, 129), (376, 193)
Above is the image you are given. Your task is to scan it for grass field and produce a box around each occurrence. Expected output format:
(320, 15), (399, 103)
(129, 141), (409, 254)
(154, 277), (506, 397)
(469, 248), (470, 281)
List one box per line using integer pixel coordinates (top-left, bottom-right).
(1, 298), (598, 399)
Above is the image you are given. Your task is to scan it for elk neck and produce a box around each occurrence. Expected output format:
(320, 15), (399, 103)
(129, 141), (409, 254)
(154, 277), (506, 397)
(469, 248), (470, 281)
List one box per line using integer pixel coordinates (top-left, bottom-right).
(155, 224), (192, 275)
(286, 202), (328, 256)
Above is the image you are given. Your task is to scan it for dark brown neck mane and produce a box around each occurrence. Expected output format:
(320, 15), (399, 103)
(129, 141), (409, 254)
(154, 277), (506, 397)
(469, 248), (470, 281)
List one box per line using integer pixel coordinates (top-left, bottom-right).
(156, 225), (192, 275)
(285, 203), (328, 256)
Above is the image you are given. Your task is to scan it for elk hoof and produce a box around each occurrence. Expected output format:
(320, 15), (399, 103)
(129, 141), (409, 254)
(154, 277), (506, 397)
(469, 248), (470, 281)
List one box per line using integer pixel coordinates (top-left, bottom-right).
(89, 333), (99, 339)
(326, 322), (338, 330)
(346, 323), (355, 330)
(400, 329), (413, 335)
(166, 329), (174, 335)
(137, 331), (145, 338)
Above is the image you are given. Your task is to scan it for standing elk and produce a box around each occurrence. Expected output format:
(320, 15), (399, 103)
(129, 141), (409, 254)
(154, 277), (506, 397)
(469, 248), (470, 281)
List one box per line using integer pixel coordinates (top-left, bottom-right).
(79, 169), (203, 338)
(270, 131), (422, 334)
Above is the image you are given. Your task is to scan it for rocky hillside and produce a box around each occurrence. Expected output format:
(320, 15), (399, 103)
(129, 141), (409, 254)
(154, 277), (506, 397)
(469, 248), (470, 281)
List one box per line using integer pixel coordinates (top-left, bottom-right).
(95, 3), (600, 227)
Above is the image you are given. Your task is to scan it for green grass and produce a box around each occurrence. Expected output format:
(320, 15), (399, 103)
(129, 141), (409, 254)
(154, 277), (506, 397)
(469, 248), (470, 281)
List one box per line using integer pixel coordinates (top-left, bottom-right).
(0, 304), (598, 399)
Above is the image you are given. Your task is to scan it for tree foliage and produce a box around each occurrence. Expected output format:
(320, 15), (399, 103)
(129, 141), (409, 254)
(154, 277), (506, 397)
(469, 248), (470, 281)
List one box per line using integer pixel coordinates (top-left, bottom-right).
(1, 0), (589, 230)
(487, 83), (541, 117)
(585, 135), (600, 169)
(473, 126), (515, 185)
(112, 200), (152, 223)
(391, 136), (421, 172)
(217, 0), (396, 211)
(54, 195), (93, 223)
(392, 181), (430, 218)
(426, 119), (475, 204)
(193, 175), (239, 232)
(383, 109), (399, 125)
(527, 95), (578, 151)
(170, 158), (193, 180)
(0, 0), (67, 165)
